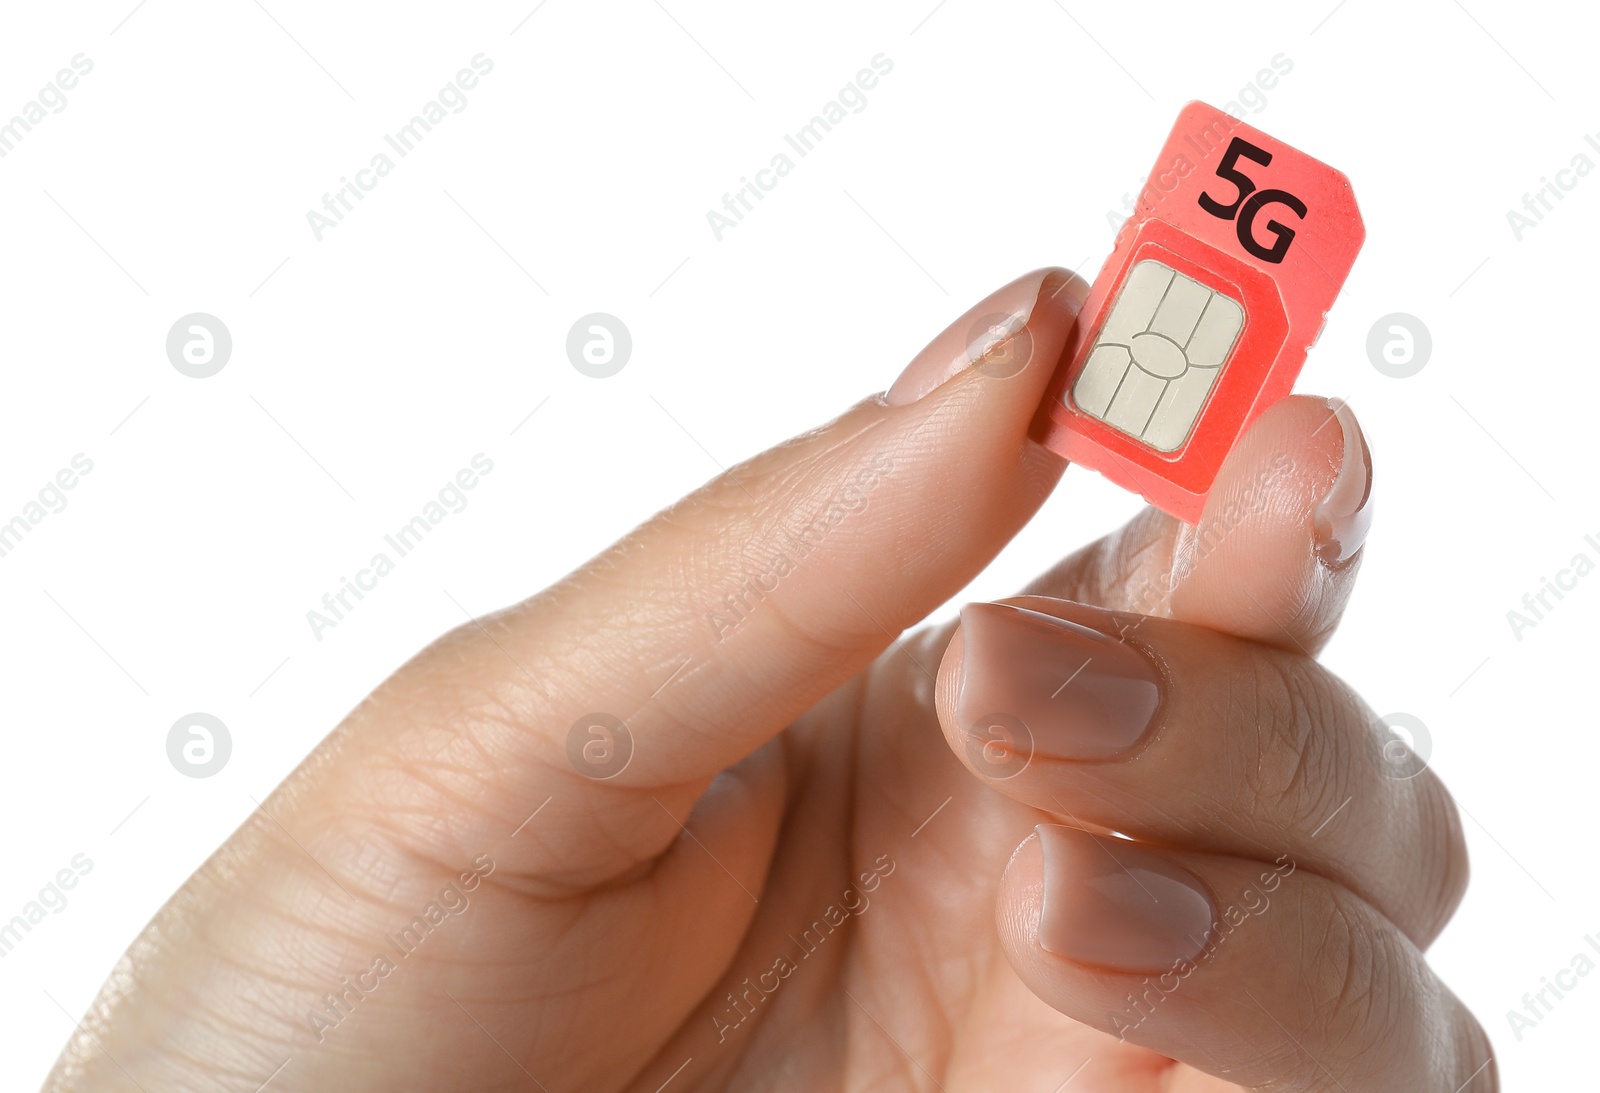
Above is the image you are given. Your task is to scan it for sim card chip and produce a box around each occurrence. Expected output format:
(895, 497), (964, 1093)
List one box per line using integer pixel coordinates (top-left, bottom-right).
(1071, 260), (1244, 452)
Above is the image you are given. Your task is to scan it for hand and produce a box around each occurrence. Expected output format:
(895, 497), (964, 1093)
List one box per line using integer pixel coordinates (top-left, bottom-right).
(46, 268), (1492, 1091)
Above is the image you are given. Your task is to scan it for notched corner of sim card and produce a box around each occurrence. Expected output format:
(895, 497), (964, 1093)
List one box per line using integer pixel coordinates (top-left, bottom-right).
(1034, 98), (1366, 527)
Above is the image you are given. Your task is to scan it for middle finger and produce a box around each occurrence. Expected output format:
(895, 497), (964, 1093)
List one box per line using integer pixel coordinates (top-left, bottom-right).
(934, 595), (1468, 949)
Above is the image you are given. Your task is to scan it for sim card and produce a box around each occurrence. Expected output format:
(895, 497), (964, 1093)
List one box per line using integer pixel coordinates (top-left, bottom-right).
(1033, 101), (1364, 523)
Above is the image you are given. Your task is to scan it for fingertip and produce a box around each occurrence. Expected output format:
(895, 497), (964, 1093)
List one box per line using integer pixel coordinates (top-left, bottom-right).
(995, 824), (1048, 972)
(1170, 394), (1369, 651)
(883, 266), (1087, 413)
(934, 608), (970, 743)
(1313, 396), (1373, 568)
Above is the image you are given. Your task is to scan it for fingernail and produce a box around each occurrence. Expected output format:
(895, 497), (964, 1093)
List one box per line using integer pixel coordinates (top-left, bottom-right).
(1313, 397), (1373, 566)
(884, 267), (1072, 406)
(1036, 825), (1215, 971)
(956, 602), (1162, 763)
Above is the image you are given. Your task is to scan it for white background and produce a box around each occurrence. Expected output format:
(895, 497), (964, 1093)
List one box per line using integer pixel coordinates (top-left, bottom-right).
(0, 0), (1591, 1087)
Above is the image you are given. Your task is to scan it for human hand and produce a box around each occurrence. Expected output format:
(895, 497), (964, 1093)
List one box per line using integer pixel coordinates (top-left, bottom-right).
(46, 268), (1491, 1091)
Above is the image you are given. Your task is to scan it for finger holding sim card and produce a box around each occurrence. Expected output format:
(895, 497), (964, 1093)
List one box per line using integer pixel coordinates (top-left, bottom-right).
(1034, 101), (1365, 523)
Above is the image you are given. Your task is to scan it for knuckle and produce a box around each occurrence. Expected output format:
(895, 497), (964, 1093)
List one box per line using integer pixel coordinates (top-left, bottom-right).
(1218, 651), (1469, 948)
(1449, 1003), (1499, 1092)
(1299, 887), (1418, 1077)
(1406, 773), (1472, 945)
(1236, 653), (1359, 835)
(1290, 881), (1491, 1089)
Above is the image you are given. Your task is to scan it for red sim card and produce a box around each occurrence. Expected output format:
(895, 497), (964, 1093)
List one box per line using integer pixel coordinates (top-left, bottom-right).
(1033, 101), (1364, 523)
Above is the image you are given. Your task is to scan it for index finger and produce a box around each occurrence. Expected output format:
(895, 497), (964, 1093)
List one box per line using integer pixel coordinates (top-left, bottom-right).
(338, 268), (1085, 870)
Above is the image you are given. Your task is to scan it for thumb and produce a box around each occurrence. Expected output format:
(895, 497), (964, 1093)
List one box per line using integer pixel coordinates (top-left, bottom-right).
(329, 267), (1086, 866)
(1023, 393), (1373, 653)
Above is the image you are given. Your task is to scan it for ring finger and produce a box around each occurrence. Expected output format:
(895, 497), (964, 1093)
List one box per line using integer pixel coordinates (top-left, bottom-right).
(995, 827), (1496, 1091)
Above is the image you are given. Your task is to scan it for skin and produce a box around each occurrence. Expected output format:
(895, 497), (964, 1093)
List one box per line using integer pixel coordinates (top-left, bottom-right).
(45, 269), (1493, 1092)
